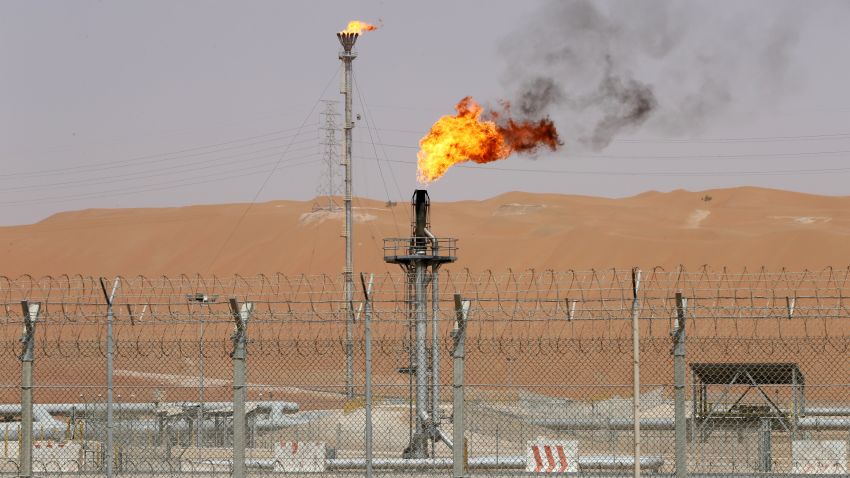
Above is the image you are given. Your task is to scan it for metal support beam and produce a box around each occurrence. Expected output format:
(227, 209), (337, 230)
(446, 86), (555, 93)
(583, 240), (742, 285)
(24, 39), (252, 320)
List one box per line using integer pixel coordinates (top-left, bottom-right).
(673, 292), (687, 478)
(100, 278), (120, 478)
(360, 273), (374, 478)
(631, 268), (642, 478)
(19, 300), (40, 478)
(431, 266), (441, 438)
(412, 262), (428, 457)
(229, 298), (253, 478)
(452, 294), (470, 478)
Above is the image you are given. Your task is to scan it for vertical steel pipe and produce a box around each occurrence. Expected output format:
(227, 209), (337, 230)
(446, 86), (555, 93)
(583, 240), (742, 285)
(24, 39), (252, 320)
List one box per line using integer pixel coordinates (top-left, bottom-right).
(413, 262), (428, 457)
(431, 266), (440, 430)
(339, 34), (357, 400)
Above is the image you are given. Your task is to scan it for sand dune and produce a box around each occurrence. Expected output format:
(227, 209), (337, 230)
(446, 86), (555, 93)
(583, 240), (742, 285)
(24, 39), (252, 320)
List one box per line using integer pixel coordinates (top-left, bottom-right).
(2, 186), (850, 277)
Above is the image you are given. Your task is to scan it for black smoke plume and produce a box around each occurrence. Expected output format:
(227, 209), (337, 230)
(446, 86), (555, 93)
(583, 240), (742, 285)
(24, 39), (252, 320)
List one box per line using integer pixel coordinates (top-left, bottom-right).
(501, 0), (816, 150)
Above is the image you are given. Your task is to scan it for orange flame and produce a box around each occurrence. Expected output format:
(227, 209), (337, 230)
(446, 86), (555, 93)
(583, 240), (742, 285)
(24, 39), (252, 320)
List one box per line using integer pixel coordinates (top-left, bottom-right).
(340, 20), (380, 35)
(417, 97), (560, 183)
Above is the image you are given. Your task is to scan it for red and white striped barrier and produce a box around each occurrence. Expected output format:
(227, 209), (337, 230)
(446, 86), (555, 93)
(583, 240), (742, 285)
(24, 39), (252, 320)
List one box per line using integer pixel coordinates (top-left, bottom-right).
(526, 439), (578, 473)
(274, 441), (326, 473)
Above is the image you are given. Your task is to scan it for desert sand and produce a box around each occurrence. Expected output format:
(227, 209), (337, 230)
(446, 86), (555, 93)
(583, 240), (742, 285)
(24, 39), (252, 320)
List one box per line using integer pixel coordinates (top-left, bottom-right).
(1, 186), (849, 277)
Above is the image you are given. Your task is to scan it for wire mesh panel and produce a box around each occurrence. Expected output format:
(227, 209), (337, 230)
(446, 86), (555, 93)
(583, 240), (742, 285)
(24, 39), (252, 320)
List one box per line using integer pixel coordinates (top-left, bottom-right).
(0, 268), (848, 477)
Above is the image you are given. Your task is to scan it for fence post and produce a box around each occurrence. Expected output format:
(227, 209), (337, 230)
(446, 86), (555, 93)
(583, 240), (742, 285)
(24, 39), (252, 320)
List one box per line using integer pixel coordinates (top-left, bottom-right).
(360, 273), (374, 478)
(99, 278), (119, 478)
(452, 294), (470, 478)
(631, 268), (641, 478)
(673, 292), (687, 478)
(758, 418), (772, 472)
(19, 300), (40, 478)
(229, 298), (253, 478)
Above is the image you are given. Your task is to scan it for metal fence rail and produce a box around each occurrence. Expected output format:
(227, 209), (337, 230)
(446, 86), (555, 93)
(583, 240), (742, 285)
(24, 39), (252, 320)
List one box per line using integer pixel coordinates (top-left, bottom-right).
(1, 268), (848, 476)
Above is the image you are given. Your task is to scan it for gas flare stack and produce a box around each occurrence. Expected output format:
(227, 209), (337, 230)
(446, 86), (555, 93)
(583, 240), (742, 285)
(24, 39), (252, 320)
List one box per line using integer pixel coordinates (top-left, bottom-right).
(384, 190), (457, 459)
(337, 27), (358, 399)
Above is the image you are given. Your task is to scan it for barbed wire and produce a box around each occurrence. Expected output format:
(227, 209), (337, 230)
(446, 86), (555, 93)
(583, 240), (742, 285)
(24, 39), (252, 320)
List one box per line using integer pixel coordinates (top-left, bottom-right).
(1, 268), (848, 345)
(4, 266), (850, 300)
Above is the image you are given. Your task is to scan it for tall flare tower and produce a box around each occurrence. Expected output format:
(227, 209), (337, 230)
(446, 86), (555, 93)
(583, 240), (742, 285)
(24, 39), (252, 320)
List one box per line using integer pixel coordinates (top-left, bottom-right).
(337, 29), (358, 399)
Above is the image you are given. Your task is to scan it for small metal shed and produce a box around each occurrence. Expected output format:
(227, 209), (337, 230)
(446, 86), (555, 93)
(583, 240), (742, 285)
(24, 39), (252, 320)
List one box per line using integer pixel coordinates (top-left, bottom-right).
(691, 362), (804, 439)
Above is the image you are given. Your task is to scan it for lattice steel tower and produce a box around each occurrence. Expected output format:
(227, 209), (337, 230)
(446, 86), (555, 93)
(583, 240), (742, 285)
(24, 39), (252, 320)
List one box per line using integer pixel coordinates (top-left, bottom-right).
(315, 100), (342, 211)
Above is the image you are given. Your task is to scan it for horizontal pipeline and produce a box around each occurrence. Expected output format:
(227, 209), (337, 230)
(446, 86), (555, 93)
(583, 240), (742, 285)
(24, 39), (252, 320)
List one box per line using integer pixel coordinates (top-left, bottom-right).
(532, 416), (850, 431)
(0, 400), (299, 416)
(202, 455), (664, 471)
(0, 401), (304, 439)
(803, 407), (850, 417)
(327, 455), (664, 471)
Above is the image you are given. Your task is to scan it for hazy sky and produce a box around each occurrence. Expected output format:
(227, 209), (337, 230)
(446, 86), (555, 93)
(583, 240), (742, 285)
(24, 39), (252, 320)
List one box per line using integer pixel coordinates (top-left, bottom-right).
(1, 1), (849, 225)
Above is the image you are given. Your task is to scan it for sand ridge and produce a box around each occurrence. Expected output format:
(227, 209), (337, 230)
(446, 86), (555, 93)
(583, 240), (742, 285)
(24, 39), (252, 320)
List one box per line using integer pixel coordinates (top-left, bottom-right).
(2, 186), (850, 276)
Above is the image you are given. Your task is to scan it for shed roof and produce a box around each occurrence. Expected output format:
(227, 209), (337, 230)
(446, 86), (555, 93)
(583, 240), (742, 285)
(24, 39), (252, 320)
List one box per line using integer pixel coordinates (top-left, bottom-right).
(691, 363), (803, 385)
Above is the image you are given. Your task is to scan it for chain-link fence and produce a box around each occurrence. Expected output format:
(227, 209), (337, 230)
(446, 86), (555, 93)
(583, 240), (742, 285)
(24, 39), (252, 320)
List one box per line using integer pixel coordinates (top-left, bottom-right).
(1, 268), (848, 476)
